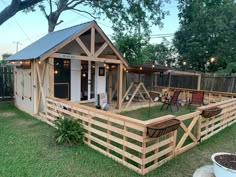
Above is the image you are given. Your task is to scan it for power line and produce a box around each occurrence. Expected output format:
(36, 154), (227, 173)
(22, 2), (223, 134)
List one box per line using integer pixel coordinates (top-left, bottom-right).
(13, 17), (32, 43)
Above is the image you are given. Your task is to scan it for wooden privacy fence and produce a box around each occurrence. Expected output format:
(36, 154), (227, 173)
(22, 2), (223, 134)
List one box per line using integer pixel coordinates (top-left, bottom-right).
(42, 96), (236, 175)
(201, 73), (236, 93)
(0, 66), (14, 100)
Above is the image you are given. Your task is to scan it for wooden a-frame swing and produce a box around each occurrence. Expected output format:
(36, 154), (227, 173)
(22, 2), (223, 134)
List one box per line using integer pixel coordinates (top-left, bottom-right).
(121, 82), (153, 108)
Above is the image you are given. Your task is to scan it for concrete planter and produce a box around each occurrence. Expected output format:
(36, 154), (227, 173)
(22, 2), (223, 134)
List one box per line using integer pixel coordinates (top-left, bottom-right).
(211, 152), (236, 177)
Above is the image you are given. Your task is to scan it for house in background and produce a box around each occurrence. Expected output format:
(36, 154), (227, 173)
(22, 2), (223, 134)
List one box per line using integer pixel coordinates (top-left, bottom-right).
(7, 21), (128, 115)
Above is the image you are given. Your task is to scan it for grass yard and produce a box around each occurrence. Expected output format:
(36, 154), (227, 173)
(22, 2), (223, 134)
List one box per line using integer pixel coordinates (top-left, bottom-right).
(120, 104), (196, 120)
(1, 102), (236, 177)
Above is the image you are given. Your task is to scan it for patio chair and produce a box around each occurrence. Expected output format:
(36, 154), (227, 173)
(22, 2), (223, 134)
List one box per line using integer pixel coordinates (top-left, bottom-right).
(188, 91), (205, 110)
(160, 90), (180, 112)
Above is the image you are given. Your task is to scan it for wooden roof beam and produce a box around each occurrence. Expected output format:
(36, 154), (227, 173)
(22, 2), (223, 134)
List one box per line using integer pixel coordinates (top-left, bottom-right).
(95, 42), (108, 57)
(50, 53), (121, 64)
(75, 37), (91, 56)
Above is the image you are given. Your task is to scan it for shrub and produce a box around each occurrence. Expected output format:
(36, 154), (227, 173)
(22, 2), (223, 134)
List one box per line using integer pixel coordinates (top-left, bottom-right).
(54, 116), (84, 145)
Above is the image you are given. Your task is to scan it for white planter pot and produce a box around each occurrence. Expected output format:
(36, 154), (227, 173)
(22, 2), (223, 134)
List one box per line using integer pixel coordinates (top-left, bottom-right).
(211, 152), (236, 177)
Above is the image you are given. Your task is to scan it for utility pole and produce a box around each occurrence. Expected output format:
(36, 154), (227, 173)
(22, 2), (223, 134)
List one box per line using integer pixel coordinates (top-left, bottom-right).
(13, 42), (22, 53)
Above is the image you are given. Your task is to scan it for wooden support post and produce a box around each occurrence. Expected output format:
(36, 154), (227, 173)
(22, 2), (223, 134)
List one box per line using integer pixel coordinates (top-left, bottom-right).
(88, 61), (91, 100)
(108, 69), (113, 103)
(36, 60), (47, 113)
(197, 74), (201, 90)
(122, 82), (134, 103)
(141, 130), (147, 174)
(126, 83), (141, 108)
(33, 61), (38, 114)
(117, 64), (123, 109)
(36, 62), (47, 115)
(48, 58), (54, 97)
(168, 72), (171, 87)
(91, 27), (95, 56)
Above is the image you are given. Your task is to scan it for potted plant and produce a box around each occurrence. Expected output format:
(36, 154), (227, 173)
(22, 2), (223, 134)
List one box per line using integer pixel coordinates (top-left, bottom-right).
(211, 152), (236, 177)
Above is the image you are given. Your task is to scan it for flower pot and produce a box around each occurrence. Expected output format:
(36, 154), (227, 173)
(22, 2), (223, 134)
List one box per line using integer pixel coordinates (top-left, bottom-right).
(147, 119), (180, 138)
(211, 152), (236, 177)
(201, 107), (222, 118)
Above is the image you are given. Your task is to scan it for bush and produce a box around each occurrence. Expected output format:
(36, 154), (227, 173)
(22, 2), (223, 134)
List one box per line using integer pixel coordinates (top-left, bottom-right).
(54, 116), (84, 145)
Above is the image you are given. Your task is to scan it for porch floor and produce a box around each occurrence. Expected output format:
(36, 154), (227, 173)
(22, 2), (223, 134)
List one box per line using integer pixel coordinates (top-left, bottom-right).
(79, 100), (161, 113)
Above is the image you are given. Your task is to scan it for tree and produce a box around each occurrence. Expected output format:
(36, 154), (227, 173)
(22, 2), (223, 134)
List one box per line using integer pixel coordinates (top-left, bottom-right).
(0, 0), (42, 26)
(173, 0), (236, 72)
(32, 0), (170, 33)
(142, 40), (176, 66)
(113, 32), (148, 65)
(1, 53), (12, 65)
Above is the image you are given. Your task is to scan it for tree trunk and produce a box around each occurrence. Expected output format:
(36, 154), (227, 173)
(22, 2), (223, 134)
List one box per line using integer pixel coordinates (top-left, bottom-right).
(47, 12), (60, 32)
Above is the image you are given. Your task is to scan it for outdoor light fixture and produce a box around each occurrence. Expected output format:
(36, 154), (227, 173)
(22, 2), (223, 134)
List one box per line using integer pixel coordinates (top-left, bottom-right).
(165, 64), (168, 67)
(152, 64), (155, 68)
(19, 61), (23, 64)
(54, 70), (58, 74)
(139, 67), (143, 70)
(38, 61), (41, 64)
(183, 61), (187, 65)
(210, 57), (215, 63)
(82, 73), (86, 77)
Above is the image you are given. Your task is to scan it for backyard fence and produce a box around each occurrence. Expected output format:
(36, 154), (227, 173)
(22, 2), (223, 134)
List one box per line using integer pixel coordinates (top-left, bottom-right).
(201, 73), (236, 93)
(0, 66), (14, 101)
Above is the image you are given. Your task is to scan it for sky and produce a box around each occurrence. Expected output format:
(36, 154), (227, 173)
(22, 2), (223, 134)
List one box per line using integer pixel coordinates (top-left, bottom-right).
(0, 1), (179, 60)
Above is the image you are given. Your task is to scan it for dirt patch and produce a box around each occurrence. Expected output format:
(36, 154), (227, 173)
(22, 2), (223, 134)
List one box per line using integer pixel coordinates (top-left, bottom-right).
(215, 154), (236, 170)
(0, 112), (16, 117)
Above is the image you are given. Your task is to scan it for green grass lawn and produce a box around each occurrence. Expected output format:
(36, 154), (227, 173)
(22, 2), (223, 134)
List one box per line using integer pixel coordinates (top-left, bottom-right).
(120, 104), (196, 121)
(1, 102), (236, 177)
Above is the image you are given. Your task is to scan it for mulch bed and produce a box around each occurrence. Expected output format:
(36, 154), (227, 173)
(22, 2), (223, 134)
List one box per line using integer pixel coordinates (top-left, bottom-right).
(215, 154), (236, 170)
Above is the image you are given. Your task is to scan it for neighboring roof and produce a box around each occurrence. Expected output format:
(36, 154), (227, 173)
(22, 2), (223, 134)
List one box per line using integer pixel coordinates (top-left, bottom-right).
(127, 63), (169, 74)
(7, 21), (93, 61)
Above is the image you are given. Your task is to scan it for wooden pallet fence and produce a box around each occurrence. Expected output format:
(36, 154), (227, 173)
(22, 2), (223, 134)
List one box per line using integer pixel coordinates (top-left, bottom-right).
(175, 111), (201, 156)
(152, 86), (236, 104)
(46, 97), (147, 174)
(142, 116), (177, 175)
(43, 96), (236, 175)
(198, 98), (236, 141)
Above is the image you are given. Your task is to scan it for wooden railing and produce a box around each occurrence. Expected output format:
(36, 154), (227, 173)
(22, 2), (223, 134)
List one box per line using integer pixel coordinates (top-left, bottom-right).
(175, 111), (201, 156)
(152, 86), (236, 104)
(198, 99), (236, 141)
(43, 96), (236, 175)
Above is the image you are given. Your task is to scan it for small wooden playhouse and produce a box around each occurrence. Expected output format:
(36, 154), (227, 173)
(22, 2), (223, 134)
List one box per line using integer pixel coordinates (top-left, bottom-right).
(7, 21), (128, 114)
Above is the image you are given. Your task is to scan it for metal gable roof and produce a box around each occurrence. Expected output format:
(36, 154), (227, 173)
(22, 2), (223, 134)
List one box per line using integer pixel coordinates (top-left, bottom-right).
(7, 21), (93, 61)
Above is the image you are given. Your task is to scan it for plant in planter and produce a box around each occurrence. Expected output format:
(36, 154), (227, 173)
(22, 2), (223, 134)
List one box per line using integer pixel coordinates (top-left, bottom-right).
(211, 152), (236, 177)
(54, 116), (84, 145)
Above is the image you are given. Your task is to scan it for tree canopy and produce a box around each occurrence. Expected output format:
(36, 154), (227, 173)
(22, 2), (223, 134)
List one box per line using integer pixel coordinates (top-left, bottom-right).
(25, 0), (170, 33)
(173, 0), (236, 72)
(113, 32), (174, 66)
